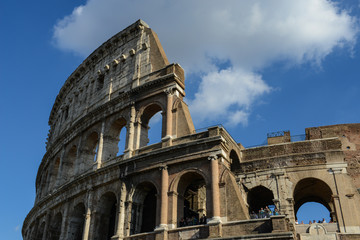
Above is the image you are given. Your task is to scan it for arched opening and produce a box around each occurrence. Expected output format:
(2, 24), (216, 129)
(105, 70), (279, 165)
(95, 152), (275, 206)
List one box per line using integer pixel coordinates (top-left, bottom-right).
(40, 170), (49, 197)
(230, 150), (241, 172)
(131, 182), (157, 234)
(63, 146), (76, 182)
(49, 157), (60, 188)
(67, 203), (86, 240)
(297, 202), (331, 224)
(35, 221), (45, 240)
(140, 104), (163, 147)
(247, 186), (275, 218)
(83, 132), (99, 167)
(106, 118), (127, 159)
(94, 192), (117, 240)
(294, 178), (335, 224)
(49, 212), (62, 240)
(177, 172), (207, 227)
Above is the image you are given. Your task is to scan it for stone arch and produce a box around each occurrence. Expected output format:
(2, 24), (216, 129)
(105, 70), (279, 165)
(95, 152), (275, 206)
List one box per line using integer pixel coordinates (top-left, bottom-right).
(247, 185), (275, 216)
(49, 157), (61, 189)
(67, 202), (86, 240)
(93, 191), (118, 240)
(293, 177), (334, 222)
(62, 145), (77, 182)
(82, 131), (99, 170)
(137, 102), (165, 147)
(229, 150), (241, 172)
(174, 170), (209, 226)
(104, 117), (128, 159)
(130, 181), (158, 234)
(49, 212), (62, 240)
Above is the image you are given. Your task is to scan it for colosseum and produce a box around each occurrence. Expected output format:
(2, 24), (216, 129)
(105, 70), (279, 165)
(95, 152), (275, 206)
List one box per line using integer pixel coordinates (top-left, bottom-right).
(23, 20), (360, 240)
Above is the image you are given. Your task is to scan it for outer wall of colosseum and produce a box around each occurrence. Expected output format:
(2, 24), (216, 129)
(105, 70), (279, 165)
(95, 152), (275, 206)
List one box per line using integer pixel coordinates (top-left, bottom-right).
(23, 20), (360, 240)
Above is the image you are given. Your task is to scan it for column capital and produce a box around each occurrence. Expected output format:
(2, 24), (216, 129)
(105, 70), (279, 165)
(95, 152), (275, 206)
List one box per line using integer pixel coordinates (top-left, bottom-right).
(208, 155), (218, 161)
(164, 87), (175, 96)
(159, 165), (168, 171)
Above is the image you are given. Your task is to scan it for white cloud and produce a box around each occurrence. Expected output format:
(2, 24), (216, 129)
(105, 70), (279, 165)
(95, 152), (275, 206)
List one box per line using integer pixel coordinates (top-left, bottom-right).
(52, 0), (358, 126)
(189, 68), (271, 126)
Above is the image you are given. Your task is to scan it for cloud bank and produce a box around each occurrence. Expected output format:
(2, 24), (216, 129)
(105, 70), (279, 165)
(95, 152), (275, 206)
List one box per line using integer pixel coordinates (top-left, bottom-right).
(53, 0), (358, 126)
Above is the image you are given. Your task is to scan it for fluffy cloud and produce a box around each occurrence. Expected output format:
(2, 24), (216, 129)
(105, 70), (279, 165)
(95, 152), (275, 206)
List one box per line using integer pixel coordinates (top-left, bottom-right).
(52, 0), (358, 126)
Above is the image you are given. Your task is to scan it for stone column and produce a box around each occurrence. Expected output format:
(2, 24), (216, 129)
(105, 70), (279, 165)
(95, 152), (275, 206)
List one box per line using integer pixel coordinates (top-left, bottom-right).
(162, 88), (174, 147)
(157, 166), (169, 230)
(165, 88), (173, 138)
(82, 190), (93, 240)
(60, 204), (69, 240)
(96, 120), (105, 169)
(208, 155), (221, 222)
(113, 183), (127, 240)
(124, 104), (136, 158)
(208, 155), (222, 238)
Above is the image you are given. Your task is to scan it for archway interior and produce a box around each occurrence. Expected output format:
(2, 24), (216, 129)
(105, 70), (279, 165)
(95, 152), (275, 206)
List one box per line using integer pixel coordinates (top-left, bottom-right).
(84, 132), (99, 163)
(49, 213), (62, 240)
(95, 192), (117, 240)
(68, 203), (86, 240)
(140, 104), (163, 147)
(296, 202), (331, 224)
(178, 172), (207, 226)
(131, 182), (157, 234)
(36, 221), (45, 240)
(230, 150), (240, 172)
(108, 118), (127, 157)
(247, 186), (275, 216)
(293, 178), (334, 224)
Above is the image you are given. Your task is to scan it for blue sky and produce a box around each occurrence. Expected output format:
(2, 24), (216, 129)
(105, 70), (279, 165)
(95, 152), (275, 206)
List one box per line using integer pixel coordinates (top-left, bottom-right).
(1, 1), (360, 239)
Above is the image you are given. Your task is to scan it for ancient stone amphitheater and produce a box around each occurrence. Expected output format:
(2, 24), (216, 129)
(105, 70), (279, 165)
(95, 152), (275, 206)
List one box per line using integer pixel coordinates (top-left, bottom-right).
(23, 20), (360, 240)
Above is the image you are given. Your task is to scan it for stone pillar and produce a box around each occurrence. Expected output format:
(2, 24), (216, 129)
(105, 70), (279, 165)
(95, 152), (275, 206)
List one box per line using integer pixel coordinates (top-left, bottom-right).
(82, 190), (93, 240)
(162, 88), (174, 147)
(112, 183), (127, 240)
(165, 88), (173, 137)
(96, 120), (105, 169)
(208, 155), (221, 222)
(208, 155), (222, 238)
(60, 204), (69, 240)
(125, 200), (133, 236)
(124, 104), (136, 158)
(157, 166), (169, 230)
(271, 215), (288, 232)
(134, 120), (141, 150)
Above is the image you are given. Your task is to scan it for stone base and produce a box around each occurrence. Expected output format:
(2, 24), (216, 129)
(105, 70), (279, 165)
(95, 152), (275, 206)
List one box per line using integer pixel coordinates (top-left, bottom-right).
(208, 222), (222, 238)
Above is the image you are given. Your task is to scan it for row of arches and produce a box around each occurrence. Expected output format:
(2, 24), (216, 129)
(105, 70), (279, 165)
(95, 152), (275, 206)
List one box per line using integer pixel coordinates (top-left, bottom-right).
(29, 170), (210, 240)
(246, 178), (336, 224)
(38, 103), (165, 199)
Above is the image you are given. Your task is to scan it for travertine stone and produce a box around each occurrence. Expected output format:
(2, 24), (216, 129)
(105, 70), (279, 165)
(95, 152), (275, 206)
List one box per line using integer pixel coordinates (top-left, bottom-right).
(23, 20), (360, 240)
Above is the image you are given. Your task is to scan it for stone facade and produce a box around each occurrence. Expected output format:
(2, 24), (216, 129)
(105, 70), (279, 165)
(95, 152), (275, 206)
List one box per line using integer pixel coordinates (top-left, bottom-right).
(23, 20), (360, 240)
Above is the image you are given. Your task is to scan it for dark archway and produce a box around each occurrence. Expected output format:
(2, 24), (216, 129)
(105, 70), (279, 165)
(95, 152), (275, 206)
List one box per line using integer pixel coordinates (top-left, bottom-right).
(67, 203), (86, 240)
(49, 212), (62, 240)
(63, 146), (76, 182)
(94, 192), (117, 240)
(247, 186), (275, 216)
(131, 182), (157, 234)
(35, 221), (45, 240)
(230, 150), (241, 172)
(293, 178), (335, 223)
(177, 172), (207, 226)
